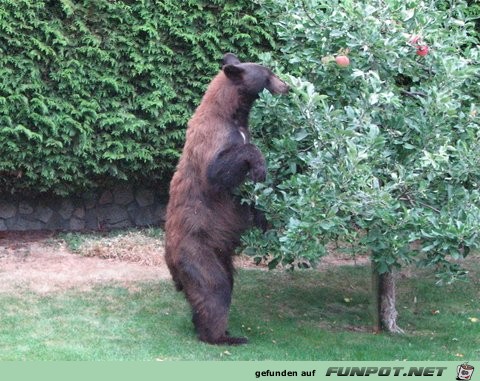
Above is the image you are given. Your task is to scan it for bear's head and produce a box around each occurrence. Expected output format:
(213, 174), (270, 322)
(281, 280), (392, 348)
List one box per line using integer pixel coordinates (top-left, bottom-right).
(221, 53), (290, 97)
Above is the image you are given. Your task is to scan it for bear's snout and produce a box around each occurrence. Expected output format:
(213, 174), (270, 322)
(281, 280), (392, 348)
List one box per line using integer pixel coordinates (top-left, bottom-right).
(269, 75), (290, 95)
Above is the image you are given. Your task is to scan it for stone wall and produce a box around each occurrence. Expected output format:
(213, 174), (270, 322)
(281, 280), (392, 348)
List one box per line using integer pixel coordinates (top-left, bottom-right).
(0, 184), (167, 231)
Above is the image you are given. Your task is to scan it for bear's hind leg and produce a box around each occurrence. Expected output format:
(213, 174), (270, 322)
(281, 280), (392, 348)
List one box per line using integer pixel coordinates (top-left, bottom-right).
(190, 285), (248, 345)
(178, 251), (247, 345)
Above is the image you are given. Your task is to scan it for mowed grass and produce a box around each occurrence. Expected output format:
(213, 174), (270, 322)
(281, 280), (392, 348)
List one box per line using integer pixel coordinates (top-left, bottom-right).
(0, 261), (479, 360)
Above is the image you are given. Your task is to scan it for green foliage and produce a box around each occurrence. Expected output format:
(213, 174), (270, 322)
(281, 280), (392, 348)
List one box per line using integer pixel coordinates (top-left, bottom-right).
(0, 0), (274, 195)
(243, 0), (480, 281)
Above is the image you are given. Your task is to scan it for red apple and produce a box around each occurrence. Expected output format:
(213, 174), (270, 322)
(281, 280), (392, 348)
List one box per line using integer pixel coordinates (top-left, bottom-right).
(416, 45), (429, 56)
(335, 55), (350, 67)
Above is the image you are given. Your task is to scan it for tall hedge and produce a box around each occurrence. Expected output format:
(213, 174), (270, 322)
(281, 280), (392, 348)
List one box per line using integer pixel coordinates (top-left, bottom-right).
(0, 0), (275, 195)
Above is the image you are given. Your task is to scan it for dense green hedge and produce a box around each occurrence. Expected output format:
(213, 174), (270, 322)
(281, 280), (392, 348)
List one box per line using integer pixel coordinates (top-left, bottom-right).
(0, 0), (275, 195)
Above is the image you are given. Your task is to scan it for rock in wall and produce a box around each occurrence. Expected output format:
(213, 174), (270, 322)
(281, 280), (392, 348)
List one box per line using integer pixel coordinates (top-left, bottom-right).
(0, 184), (166, 231)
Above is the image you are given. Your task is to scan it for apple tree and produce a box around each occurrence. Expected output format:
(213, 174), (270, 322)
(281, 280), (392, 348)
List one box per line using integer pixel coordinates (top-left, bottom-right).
(243, 0), (480, 332)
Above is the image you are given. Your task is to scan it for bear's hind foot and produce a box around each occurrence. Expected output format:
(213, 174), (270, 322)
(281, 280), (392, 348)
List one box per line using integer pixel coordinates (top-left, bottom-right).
(200, 335), (248, 346)
(225, 336), (248, 345)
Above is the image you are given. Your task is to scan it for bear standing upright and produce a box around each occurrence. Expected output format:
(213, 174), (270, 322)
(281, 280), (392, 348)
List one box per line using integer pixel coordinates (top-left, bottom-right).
(165, 53), (289, 345)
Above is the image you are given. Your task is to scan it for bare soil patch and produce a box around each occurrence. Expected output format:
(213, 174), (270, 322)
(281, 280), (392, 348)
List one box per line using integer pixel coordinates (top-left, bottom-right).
(0, 231), (169, 294)
(0, 231), (369, 294)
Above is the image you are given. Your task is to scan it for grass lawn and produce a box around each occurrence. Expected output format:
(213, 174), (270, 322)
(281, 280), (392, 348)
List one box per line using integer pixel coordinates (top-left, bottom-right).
(1, 257), (478, 360)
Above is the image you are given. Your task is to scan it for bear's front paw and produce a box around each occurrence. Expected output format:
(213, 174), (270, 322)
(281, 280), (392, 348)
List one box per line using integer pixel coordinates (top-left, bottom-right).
(249, 165), (266, 183)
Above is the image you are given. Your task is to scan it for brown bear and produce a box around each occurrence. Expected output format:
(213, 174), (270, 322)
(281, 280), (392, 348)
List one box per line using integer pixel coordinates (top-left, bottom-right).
(164, 53), (289, 345)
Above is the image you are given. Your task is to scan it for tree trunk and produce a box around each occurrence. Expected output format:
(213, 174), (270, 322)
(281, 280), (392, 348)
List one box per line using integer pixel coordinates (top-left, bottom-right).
(372, 262), (404, 333)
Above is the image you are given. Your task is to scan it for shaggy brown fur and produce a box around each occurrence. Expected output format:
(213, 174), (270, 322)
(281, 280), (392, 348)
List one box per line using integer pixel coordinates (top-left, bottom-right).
(165, 53), (289, 345)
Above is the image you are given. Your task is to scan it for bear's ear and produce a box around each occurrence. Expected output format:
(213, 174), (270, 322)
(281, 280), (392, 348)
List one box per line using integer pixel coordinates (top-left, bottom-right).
(223, 64), (244, 81)
(222, 53), (241, 66)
